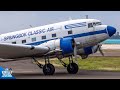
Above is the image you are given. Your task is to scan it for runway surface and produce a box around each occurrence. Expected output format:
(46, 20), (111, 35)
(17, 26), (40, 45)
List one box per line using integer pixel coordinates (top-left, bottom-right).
(0, 58), (120, 79)
(13, 69), (120, 79)
(1, 51), (120, 79)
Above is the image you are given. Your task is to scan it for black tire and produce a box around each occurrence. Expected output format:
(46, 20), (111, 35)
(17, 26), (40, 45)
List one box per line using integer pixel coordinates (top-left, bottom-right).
(43, 64), (55, 75)
(67, 63), (78, 74)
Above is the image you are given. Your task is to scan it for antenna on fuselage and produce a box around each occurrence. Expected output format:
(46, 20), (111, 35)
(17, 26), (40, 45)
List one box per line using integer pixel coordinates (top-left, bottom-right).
(85, 15), (88, 19)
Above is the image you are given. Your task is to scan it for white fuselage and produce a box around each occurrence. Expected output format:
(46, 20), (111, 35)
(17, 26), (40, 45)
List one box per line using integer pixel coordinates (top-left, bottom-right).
(0, 19), (110, 50)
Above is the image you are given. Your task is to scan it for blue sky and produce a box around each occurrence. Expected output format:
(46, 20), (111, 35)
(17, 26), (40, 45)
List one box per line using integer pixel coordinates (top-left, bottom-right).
(0, 11), (119, 34)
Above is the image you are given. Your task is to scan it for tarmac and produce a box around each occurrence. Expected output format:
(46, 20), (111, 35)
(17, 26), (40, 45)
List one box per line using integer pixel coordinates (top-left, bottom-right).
(13, 68), (120, 79)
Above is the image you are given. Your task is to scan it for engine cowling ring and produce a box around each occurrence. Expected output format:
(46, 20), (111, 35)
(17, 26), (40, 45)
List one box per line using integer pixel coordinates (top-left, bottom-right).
(60, 37), (75, 55)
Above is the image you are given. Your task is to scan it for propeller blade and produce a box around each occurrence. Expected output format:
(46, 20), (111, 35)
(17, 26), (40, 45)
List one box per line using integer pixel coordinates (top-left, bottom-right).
(74, 45), (77, 59)
(98, 44), (104, 56)
(73, 45), (79, 64)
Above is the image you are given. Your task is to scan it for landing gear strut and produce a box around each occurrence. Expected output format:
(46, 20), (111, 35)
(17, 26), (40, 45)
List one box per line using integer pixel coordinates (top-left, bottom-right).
(43, 56), (55, 75)
(32, 57), (43, 68)
(67, 55), (78, 74)
(58, 55), (79, 74)
(32, 56), (55, 75)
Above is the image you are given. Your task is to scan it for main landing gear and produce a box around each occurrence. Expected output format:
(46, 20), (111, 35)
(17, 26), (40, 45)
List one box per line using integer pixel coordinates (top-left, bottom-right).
(43, 56), (55, 75)
(33, 55), (78, 75)
(58, 55), (79, 74)
(32, 56), (55, 75)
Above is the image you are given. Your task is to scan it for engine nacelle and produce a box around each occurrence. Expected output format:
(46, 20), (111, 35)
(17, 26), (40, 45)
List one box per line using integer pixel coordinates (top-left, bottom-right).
(77, 45), (99, 59)
(60, 38), (75, 54)
(39, 37), (75, 55)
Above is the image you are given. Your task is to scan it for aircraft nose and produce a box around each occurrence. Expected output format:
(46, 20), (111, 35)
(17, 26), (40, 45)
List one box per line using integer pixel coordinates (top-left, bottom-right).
(107, 26), (116, 37)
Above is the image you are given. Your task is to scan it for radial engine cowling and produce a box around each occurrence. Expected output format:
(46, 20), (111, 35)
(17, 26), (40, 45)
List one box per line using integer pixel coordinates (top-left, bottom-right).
(77, 44), (100, 59)
(39, 37), (75, 55)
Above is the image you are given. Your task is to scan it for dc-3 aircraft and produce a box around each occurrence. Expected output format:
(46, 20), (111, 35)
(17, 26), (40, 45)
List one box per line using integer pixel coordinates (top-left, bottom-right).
(0, 19), (116, 75)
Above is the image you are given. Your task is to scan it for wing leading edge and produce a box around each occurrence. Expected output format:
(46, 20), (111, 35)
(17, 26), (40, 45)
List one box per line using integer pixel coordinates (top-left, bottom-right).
(0, 43), (50, 59)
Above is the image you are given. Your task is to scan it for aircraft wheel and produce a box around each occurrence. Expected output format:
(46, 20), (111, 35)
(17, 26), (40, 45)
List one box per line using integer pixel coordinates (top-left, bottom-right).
(43, 64), (55, 75)
(67, 63), (78, 74)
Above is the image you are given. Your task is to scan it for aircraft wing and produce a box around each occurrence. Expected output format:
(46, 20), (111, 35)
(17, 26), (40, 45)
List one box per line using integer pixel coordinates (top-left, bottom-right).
(0, 43), (50, 59)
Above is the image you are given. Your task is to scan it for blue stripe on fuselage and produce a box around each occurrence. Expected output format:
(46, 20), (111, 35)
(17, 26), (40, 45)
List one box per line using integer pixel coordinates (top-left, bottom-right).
(65, 29), (106, 38)
(26, 29), (107, 46)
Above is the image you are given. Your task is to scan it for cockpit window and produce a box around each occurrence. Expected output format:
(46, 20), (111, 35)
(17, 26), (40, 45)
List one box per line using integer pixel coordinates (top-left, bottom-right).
(96, 22), (102, 25)
(93, 22), (102, 26)
(88, 22), (102, 28)
(93, 22), (96, 26)
(88, 23), (93, 28)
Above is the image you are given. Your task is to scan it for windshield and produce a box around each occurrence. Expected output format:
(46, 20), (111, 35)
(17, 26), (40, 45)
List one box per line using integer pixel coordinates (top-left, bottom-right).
(88, 22), (102, 28)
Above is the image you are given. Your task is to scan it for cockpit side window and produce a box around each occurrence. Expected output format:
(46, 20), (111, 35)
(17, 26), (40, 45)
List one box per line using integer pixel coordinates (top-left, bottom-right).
(88, 23), (93, 28)
(93, 22), (102, 26)
(93, 22), (96, 26)
(96, 22), (102, 25)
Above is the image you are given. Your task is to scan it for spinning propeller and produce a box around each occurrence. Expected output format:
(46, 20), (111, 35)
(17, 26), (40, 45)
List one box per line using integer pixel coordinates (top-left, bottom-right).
(97, 44), (104, 56)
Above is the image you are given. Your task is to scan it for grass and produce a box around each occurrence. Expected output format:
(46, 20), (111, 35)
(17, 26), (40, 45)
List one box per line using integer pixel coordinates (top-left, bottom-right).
(78, 57), (120, 71)
(38, 56), (120, 71)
